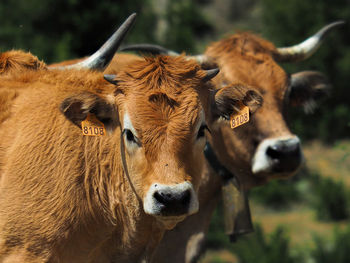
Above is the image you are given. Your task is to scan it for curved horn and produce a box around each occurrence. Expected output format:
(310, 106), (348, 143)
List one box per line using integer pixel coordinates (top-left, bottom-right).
(104, 74), (118, 85)
(203, 68), (220, 82)
(58, 13), (137, 71)
(120, 44), (179, 56)
(274, 21), (345, 62)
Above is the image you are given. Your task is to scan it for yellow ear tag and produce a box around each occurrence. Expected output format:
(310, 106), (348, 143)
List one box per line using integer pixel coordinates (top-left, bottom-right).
(230, 103), (249, 129)
(81, 113), (106, 136)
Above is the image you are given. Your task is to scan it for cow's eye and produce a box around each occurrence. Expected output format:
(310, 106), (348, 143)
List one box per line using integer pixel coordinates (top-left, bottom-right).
(123, 129), (137, 144)
(197, 124), (209, 139)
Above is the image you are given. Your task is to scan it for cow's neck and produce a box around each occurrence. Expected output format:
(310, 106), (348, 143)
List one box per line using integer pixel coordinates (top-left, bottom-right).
(96, 134), (165, 262)
(204, 142), (236, 182)
(209, 125), (257, 188)
(77, 133), (162, 262)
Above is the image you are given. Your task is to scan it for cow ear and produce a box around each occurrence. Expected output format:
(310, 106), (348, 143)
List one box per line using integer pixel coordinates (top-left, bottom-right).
(213, 84), (263, 121)
(60, 92), (118, 130)
(288, 71), (331, 114)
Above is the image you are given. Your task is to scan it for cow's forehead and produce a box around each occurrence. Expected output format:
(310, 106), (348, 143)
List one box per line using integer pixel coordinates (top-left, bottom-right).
(126, 90), (202, 128)
(208, 33), (289, 98)
(116, 55), (207, 135)
(207, 32), (277, 60)
(124, 91), (203, 159)
(116, 55), (206, 94)
(115, 55), (207, 160)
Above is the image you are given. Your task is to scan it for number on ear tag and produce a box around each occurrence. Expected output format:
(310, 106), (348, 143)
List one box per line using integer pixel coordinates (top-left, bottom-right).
(230, 104), (249, 129)
(81, 113), (106, 136)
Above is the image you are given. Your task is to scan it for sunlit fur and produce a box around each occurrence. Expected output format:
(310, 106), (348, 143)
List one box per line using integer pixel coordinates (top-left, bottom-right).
(0, 50), (46, 74)
(114, 56), (206, 161)
(155, 32), (327, 263)
(205, 32), (302, 187)
(0, 53), (217, 262)
(30, 50), (263, 263)
(0, 51), (48, 125)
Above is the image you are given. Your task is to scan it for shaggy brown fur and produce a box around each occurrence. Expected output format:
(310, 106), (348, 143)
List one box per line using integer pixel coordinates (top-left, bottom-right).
(0, 53), (260, 262)
(0, 51), (47, 126)
(0, 50), (46, 74)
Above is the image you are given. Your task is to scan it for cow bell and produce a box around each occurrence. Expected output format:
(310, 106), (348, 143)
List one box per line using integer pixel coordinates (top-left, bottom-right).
(221, 175), (254, 242)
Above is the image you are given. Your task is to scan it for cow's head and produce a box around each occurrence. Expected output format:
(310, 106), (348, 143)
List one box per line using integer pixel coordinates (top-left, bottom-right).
(60, 54), (262, 228)
(119, 21), (342, 188)
(200, 22), (342, 188)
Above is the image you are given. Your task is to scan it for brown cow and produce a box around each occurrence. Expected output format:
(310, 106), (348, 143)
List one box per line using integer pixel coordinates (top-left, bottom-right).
(0, 18), (263, 263)
(119, 21), (342, 262)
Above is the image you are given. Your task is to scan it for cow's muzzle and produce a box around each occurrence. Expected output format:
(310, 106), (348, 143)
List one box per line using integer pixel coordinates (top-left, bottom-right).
(143, 182), (199, 217)
(252, 136), (303, 176)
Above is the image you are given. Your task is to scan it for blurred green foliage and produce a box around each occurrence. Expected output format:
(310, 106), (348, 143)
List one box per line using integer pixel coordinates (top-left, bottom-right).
(309, 173), (350, 221)
(231, 224), (300, 263)
(206, 222), (300, 263)
(207, 222), (350, 263)
(206, 201), (234, 249)
(0, 0), (210, 63)
(206, 170), (350, 261)
(311, 226), (350, 263)
(260, 0), (350, 142)
(162, 0), (213, 53)
(0, 0), (157, 62)
(249, 179), (301, 210)
(206, 210), (300, 262)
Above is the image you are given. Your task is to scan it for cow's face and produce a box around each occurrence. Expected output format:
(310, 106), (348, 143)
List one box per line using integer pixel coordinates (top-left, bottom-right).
(206, 33), (330, 188)
(117, 103), (204, 228)
(115, 83), (206, 228)
(110, 56), (262, 228)
(61, 55), (262, 228)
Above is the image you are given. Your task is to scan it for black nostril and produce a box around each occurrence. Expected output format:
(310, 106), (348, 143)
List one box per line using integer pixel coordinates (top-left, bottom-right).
(265, 139), (302, 173)
(266, 146), (280, 159)
(153, 189), (191, 216)
(181, 190), (191, 206)
(154, 191), (171, 206)
(266, 141), (301, 159)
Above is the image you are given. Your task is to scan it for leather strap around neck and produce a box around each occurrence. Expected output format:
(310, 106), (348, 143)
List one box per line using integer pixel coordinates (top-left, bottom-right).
(204, 142), (235, 182)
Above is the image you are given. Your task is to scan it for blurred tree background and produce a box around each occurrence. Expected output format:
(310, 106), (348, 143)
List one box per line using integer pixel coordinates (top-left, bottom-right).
(1, 0), (349, 262)
(0, 0), (212, 62)
(0, 0), (157, 62)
